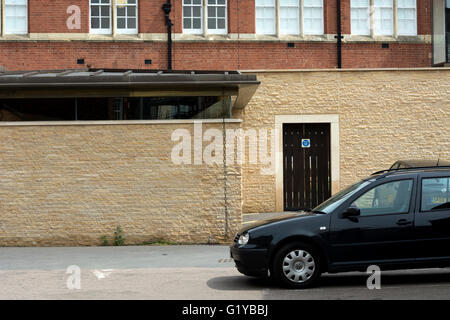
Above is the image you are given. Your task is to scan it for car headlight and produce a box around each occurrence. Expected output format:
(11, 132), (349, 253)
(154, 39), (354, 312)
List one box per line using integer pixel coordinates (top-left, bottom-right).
(238, 233), (249, 246)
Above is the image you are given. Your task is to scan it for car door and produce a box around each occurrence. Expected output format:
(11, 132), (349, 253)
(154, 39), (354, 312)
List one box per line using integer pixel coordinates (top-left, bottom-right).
(329, 177), (417, 267)
(414, 173), (450, 261)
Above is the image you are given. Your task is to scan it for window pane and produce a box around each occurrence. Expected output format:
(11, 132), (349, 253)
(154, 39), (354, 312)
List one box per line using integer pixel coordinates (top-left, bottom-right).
(92, 6), (100, 16)
(217, 6), (225, 17)
(374, 0), (393, 35)
(184, 18), (192, 28)
(351, 0), (370, 35)
(5, 0), (28, 34)
(208, 6), (216, 17)
(127, 18), (136, 29)
(303, 0), (323, 35)
(115, 0), (138, 34)
(0, 97), (232, 121)
(352, 180), (413, 216)
(183, 0), (203, 33)
(217, 18), (225, 29)
(421, 178), (450, 211)
(255, 2), (276, 35)
(90, 0), (111, 32)
(117, 7), (126, 16)
(279, 0), (299, 34)
(5, 0), (27, 4)
(101, 17), (110, 28)
(117, 18), (126, 28)
(127, 6), (136, 17)
(207, 0), (227, 33)
(193, 6), (201, 17)
(208, 18), (216, 29)
(397, 0), (416, 35)
(193, 18), (202, 29)
(91, 17), (100, 28)
(183, 6), (191, 17)
(101, 5), (109, 16)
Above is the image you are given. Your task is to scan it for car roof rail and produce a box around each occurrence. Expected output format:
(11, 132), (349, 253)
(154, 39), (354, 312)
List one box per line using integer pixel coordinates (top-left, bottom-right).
(372, 166), (450, 179)
(371, 169), (391, 175)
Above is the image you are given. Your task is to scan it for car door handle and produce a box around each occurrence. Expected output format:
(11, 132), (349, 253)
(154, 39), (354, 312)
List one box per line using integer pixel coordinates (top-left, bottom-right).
(396, 219), (412, 226)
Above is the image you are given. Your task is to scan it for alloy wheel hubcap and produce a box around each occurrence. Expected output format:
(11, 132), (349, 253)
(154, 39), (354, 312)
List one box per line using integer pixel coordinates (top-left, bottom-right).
(282, 249), (315, 283)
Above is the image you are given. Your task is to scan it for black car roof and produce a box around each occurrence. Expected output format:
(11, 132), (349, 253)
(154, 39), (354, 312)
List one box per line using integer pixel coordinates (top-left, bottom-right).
(392, 159), (450, 168)
(373, 165), (450, 180)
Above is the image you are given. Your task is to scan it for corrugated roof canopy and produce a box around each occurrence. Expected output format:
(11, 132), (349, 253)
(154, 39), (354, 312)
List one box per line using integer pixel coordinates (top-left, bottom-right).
(0, 68), (260, 109)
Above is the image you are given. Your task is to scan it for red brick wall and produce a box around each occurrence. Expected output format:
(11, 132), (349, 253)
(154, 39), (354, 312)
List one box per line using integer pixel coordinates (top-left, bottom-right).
(0, 41), (431, 71)
(341, 0), (350, 34)
(140, 0), (167, 33)
(29, 0), (89, 33)
(0, 0), (434, 71)
(230, 0), (255, 34)
(173, 42), (337, 70)
(0, 42), (167, 70)
(417, 0), (432, 35)
(324, 0), (337, 34)
(342, 43), (431, 68)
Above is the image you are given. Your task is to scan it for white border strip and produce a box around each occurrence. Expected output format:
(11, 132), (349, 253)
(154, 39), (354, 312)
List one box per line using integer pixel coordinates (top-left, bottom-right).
(0, 119), (243, 127)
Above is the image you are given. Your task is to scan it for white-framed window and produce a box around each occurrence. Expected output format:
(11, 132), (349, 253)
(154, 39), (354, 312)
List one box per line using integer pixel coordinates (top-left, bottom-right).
(207, 0), (227, 34)
(5, 0), (28, 35)
(115, 0), (138, 34)
(303, 0), (323, 35)
(374, 0), (393, 35)
(182, 0), (227, 35)
(255, 0), (276, 35)
(90, 0), (112, 34)
(397, 0), (416, 35)
(351, 0), (370, 35)
(351, 0), (417, 36)
(279, 0), (299, 35)
(183, 0), (203, 34)
(255, 0), (323, 36)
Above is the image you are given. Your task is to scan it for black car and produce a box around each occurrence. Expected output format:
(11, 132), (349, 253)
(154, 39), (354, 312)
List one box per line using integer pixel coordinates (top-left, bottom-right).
(230, 165), (450, 288)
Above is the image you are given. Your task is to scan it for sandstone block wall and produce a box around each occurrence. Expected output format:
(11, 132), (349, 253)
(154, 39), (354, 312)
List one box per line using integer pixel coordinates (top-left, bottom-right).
(241, 69), (450, 213)
(0, 121), (242, 246)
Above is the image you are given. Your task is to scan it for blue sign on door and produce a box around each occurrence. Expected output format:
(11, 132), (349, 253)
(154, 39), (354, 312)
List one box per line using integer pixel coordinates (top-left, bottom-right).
(301, 139), (310, 148)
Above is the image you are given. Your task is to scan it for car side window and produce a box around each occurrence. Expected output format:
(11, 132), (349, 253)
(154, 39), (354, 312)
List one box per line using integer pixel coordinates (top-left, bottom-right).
(351, 180), (413, 216)
(421, 177), (450, 212)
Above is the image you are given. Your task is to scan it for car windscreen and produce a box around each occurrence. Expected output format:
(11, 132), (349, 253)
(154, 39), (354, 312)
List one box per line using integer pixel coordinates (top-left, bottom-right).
(313, 179), (373, 214)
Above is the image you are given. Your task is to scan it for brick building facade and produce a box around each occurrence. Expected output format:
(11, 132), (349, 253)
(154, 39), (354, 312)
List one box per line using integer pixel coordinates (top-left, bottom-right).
(0, 0), (445, 71)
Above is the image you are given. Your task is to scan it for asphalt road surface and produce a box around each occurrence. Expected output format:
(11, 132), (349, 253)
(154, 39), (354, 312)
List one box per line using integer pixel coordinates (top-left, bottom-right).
(1, 245), (450, 299)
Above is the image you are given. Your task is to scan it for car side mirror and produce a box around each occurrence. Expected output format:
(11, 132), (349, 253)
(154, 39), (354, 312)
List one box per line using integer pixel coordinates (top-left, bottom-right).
(342, 207), (360, 218)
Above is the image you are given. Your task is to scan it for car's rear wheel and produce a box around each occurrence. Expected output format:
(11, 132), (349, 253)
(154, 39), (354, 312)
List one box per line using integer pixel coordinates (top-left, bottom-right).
(273, 242), (321, 289)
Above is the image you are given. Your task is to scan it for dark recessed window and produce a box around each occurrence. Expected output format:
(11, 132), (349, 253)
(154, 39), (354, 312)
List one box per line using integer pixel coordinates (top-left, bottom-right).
(0, 96), (232, 121)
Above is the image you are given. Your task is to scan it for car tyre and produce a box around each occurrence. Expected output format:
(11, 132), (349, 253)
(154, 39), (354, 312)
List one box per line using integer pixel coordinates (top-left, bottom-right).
(273, 242), (322, 289)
